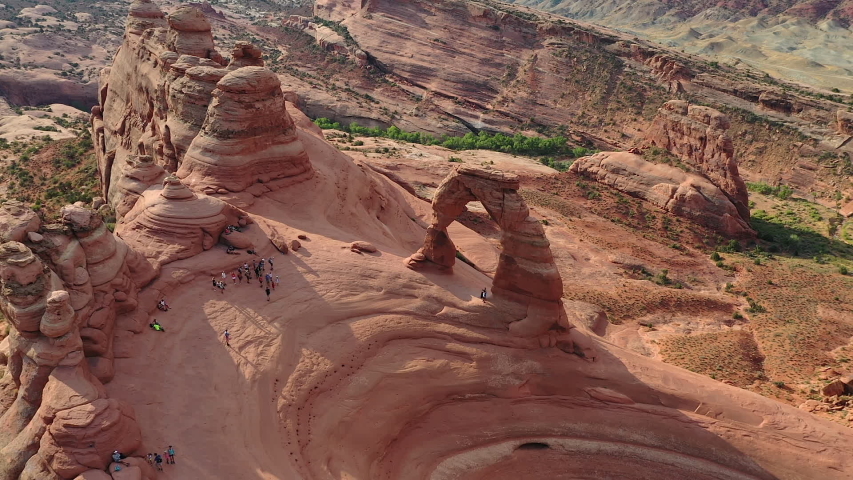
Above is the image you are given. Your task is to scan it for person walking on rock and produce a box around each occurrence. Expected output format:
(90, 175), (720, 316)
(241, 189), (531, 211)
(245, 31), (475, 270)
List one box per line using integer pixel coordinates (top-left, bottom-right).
(231, 271), (237, 284)
(259, 258), (265, 272)
(154, 453), (163, 471)
(268, 256), (274, 271)
(237, 269), (243, 283)
(224, 329), (231, 347)
(167, 445), (176, 464)
(480, 288), (487, 303)
(266, 287), (271, 301)
(275, 275), (280, 287)
(221, 271), (227, 282)
(212, 276), (217, 291)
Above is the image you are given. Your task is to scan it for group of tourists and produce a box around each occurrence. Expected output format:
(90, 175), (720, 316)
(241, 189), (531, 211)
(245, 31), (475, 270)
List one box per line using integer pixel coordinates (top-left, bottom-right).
(144, 446), (176, 471)
(217, 257), (280, 300)
(111, 447), (174, 473)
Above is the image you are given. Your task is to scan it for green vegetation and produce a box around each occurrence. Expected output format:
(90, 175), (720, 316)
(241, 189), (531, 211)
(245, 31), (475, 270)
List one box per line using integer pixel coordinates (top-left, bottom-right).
(314, 119), (579, 157)
(747, 182), (793, 200)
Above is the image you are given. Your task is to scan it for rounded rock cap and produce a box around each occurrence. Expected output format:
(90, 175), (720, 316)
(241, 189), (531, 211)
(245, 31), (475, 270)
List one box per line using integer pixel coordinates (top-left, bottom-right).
(185, 66), (227, 83)
(129, 0), (165, 19)
(216, 66), (281, 94)
(168, 6), (211, 32)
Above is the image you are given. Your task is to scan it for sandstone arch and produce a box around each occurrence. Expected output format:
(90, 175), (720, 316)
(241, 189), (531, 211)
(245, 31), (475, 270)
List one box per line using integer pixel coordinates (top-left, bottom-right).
(407, 166), (575, 344)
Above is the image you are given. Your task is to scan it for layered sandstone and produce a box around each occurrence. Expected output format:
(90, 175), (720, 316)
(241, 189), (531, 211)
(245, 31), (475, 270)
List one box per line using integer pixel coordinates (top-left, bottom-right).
(646, 100), (751, 222)
(176, 67), (313, 194)
(93, 0), (313, 220)
(0, 227), (146, 480)
(406, 166), (589, 351)
(117, 175), (249, 267)
(571, 152), (755, 238)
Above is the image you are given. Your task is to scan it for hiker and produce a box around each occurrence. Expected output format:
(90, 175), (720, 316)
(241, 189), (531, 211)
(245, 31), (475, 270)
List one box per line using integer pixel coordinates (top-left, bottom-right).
(154, 454), (163, 471)
(252, 259), (257, 271)
(157, 299), (170, 311)
(265, 273), (271, 288)
(217, 281), (226, 294)
(224, 329), (231, 347)
(259, 258), (265, 272)
(275, 275), (280, 287)
(146, 453), (153, 466)
(231, 271), (237, 284)
(212, 276), (217, 291)
(266, 287), (271, 301)
(149, 320), (164, 332)
(226, 245), (239, 255)
(269, 273), (275, 290)
(167, 445), (176, 464)
(237, 269), (243, 283)
(112, 451), (129, 466)
(221, 271), (227, 282)
(258, 274), (263, 287)
(480, 288), (487, 302)
(268, 256), (274, 271)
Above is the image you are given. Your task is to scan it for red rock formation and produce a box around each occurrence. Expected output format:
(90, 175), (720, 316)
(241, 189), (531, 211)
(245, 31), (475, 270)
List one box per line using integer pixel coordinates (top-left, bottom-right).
(570, 152), (755, 238)
(117, 175), (248, 267)
(406, 166), (590, 351)
(94, 0), (312, 219)
(646, 100), (751, 223)
(838, 109), (853, 136)
(0, 241), (142, 480)
(176, 67), (313, 194)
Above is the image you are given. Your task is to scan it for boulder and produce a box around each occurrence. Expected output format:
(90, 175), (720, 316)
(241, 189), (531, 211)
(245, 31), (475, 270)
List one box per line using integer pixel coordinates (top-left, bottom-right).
(822, 379), (846, 397)
(570, 152), (755, 238)
(0, 201), (41, 243)
(351, 241), (377, 253)
(289, 240), (301, 251)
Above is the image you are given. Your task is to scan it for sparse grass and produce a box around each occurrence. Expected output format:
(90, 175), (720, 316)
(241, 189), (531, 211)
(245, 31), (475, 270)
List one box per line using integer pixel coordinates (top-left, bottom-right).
(660, 330), (765, 387)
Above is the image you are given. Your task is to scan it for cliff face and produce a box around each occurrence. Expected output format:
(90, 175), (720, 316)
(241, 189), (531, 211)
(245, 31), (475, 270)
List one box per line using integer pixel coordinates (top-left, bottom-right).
(646, 100), (751, 223)
(93, 0), (313, 219)
(0, 203), (155, 480)
(570, 151), (755, 238)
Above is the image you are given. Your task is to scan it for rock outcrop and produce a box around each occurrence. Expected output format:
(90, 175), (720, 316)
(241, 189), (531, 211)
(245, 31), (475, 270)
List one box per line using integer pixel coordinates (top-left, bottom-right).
(117, 175), (249, 267)
(0, 228), (146, 479)
(93, 0), (313, 220)
(176, 67), (313, 194)
(570, 152), (755, 238)
(838, 110), (853, 136)
(406, 166), (589, 351)
(646, 100), (751, 223)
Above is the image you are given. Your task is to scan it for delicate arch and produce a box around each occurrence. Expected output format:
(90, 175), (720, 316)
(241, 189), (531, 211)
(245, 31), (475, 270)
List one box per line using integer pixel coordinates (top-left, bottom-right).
(406, 166), (573, 341)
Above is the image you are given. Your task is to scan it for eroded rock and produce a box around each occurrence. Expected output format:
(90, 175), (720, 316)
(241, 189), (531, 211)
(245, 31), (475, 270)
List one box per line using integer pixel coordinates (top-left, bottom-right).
(646, 100), (750, 223)
(570, 152), (755, 238)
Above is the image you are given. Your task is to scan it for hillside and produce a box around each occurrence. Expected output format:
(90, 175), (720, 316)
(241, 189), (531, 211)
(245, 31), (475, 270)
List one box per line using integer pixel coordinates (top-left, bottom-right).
(507, 0), (853, 91)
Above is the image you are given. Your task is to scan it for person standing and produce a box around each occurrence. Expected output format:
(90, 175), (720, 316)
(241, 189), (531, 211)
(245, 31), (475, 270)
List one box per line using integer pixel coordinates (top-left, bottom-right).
(154, 454), (163, 471)
(480, 288), (487, 302)
(231, 271), (237, 284)
(237, 269), (243, 283)
(268, 256), (274, 271)
(265, 287), (271, 301)
(167, 445), (176, 464)
(275, 275), (280, 287)
(224, 329), (231, 347)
